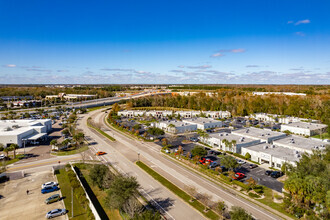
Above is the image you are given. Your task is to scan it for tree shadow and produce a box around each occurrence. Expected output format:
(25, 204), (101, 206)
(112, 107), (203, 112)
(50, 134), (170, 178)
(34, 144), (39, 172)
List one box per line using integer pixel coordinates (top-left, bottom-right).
(151, 197), (175, 212)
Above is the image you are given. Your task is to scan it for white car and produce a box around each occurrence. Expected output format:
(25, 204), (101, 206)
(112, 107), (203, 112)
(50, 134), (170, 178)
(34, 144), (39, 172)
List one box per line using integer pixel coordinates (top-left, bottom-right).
(0, 154), (5, 160)
(46, 209), (67, 219)
(236, 159), (246, 165)
(42, 182), (58, 189)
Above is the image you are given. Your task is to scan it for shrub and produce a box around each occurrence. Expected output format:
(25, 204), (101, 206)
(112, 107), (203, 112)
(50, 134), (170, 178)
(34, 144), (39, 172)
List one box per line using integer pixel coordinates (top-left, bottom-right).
(232, 180), (250, 191)
(248, 192), (261, 198)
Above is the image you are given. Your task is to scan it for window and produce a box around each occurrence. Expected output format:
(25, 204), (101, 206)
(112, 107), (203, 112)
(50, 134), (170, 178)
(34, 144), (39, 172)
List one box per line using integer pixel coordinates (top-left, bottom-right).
(277, 164), (281, 168)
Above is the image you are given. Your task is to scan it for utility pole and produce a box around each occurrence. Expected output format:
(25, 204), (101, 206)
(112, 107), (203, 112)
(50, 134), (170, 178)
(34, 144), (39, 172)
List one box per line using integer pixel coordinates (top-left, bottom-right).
(71, 187), (73, 218)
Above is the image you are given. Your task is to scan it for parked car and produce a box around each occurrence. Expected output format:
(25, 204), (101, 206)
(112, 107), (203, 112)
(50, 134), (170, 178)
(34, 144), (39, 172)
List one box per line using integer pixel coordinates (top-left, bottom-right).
(248, 164), (258, 169)
(209, 150), (215, 154)
(204, 147), (211, 150)
(189, 137), (198, 142)
(209, 161), (219, 169)
(41, 185), (59, 194)
(214, 151), (222, 156)
(45, 194), (61, 204)
(220, 166), (228, 172)
(270, 171), (283, 178)
(236, 159), (246, 165)
(0, 154), (6, 160)
(96, 151), (106, 156)
(42, 182), (58, 189)
(265, 170), (273, 176)
(45, 209), (67, 219)
(233, 172), (245, 180)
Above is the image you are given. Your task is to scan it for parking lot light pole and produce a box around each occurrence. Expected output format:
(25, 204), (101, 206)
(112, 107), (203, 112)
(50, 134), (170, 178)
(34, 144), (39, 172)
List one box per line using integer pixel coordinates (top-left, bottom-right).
(71, 187), (73, 218)
(138, 152), (140, 161)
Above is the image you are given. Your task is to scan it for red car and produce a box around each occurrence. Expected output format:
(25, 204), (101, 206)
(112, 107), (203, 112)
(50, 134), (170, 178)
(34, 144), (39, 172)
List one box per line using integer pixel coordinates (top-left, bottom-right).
(199, 157), (213, 165)
(233, 172), (245, 180)
(96, 151), (106, 156)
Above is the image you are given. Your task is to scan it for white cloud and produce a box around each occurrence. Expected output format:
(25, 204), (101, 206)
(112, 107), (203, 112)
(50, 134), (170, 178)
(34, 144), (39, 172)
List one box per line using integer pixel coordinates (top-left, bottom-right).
(186, 65), (212, 69)
(246, 65), (259, 68)
(295, 19), (310, 25)
(2, 64), (16, 68)
(295, 32), (305, 36)
(210, 53), (224, 57)
(230, 48), (245, 53)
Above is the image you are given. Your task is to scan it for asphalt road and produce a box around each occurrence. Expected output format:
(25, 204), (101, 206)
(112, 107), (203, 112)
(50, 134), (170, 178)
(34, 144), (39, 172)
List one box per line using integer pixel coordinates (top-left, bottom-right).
(89, 109), (290, 220)
(77, 110), (205, 220)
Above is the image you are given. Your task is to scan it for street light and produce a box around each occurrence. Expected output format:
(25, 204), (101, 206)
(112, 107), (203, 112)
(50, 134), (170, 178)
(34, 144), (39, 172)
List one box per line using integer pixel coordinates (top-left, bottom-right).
(137, 152), (140, 161)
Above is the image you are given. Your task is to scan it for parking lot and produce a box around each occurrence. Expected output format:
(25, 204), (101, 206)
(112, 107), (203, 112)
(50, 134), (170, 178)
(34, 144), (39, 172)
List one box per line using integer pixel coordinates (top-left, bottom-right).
(157, 135), (284, 192)
(0, 170), (66, 220)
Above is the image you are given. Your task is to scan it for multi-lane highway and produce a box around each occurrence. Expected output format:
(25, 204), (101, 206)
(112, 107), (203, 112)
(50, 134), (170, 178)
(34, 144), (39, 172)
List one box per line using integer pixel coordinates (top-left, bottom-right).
(81, 108), (291, 220)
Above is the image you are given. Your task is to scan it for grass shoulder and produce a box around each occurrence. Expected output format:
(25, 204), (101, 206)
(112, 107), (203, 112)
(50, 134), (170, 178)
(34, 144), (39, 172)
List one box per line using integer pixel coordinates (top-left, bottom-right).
(52, 145), (89, 156)
(136, 160), (220, 220)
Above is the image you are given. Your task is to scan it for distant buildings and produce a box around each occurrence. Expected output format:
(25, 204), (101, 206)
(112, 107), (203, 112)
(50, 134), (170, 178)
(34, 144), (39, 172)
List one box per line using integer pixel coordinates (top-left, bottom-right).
(145, 110), (173, 118)
(0, 119), (52, 147)
(174, 111), (200, 118)
(117, 110), (146, 118)
(45, 93), (96, 100)
(281, 122), (328, 136)
(252, 92), (306, 96)
(202, 111), (231, 118)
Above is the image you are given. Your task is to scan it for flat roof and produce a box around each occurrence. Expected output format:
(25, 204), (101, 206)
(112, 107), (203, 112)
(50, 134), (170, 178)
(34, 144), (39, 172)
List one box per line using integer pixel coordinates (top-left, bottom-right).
(0, 119), (51, 136)
(160, 120), (194, 127)
(273, 135), (326, 152)
(244, 143), (300, 162)
(282, 122), (327, 130)
(23, 132), (47, 141)
(232, 127), (286, 139)
(209, 132), (257, 144)
(183, 117), (222, 125)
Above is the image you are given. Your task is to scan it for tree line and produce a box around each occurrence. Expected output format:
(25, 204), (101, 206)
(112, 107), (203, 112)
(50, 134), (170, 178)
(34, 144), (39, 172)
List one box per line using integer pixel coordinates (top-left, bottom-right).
(128, 92), (330, 127)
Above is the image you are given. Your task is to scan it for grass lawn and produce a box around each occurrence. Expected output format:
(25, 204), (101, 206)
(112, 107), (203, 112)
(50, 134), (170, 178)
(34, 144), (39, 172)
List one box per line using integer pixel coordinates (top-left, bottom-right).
(136, 161), (220, 220)
(52, 145), (89, 156)
(80, 166), (122, 220)
(56, 168), (89, 220)
(312, 133), (330, 139)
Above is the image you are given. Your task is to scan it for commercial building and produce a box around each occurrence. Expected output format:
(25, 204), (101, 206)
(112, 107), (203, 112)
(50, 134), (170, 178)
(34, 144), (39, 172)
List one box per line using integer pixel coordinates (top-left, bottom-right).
(252, 92), (306, 96)
(241, 143), (300, 168)
(174, 111), (201, 118)
(117, 110), (146, 118)
(202, 111), (231, 118)
(273, 135), (327, 154)
(281, 122), (328, 136)
(203, 132), (260, 153)
(183, 118), (223, 130)
(0, 119), (52, 147)
(250, 113), (277, 123)
(156, 120), (197, 134)
(45, 93), (96, 100)
(145, 110), (173, 118)
(232, 127), (286, 144)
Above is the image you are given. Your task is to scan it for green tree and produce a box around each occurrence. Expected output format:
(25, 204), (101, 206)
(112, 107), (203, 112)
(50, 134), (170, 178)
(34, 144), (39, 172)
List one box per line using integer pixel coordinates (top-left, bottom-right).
(230, 206), (253, 220)
(3, 147), (11, 157)
(112, 103), (120, 113)
(132, 210), (161, 220)
(191, 146), (207, 157)
(89, 164), (108, 189)
(245, 152), (251, 160)
(221, 155), (239, 170)
(0, 143), (4, 152)
(50, 139), (58, 146)
(105, 175), (139, 210)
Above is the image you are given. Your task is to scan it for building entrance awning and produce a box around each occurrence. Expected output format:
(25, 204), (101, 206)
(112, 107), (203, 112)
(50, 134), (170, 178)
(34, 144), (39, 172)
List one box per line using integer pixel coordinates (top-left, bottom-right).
(23, 133), (47, 141)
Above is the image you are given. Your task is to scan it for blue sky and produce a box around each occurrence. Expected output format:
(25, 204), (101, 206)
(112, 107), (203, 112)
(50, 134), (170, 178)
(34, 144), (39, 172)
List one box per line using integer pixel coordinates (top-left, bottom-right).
(0, 0), (329, 84)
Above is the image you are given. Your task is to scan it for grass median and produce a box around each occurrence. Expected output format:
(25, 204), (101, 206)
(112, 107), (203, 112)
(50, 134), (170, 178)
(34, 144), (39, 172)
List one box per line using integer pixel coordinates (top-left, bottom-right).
(87, 121), (116, 141)
(52, 145), (89, 156)
(136, 161), (220, 220)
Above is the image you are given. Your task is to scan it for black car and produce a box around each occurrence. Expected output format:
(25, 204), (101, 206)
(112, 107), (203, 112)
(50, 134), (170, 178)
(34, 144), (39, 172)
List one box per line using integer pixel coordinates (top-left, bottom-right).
(204, 147), (211, 150)
(214, 151), (221, 156)
(270, 171), (283, 178)
(209, 150), (215, 154)
(248, 164), (258, 169)
(265, 170), (272, 176)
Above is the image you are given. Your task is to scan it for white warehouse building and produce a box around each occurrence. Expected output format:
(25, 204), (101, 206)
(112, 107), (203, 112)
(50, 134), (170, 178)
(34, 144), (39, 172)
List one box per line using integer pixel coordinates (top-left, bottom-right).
(203, 132), (260, 153)
(117, 110), (146, 118)
(232, 127), (287, 144)
(202, 111), (231, 118)
(281, 122), (328, 136)
(156, 120), (197, 134)
(183, 118), (222, 130)
(145, 110), (173, 118)
(0, 119), (52, 148)
(174, 111), (201, 118)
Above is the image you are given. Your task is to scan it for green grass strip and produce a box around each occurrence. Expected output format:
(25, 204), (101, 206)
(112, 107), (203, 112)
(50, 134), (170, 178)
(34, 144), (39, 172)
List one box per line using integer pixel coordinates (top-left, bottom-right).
(136, 161), (220, 220)
(87, 122), (116, 141)
(52, 145), (89, 156)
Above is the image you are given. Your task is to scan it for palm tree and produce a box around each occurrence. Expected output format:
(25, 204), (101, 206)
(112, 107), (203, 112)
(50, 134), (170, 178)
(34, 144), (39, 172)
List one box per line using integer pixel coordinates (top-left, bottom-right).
(0, 143), (4, 152)
(3, 147), (10, 157)
(10, 144), (19, 159)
